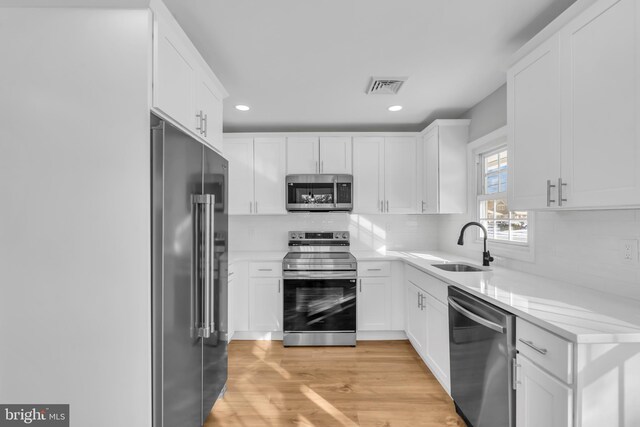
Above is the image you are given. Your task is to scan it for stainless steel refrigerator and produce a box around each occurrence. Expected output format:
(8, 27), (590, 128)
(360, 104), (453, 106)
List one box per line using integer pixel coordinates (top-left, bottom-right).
(151, 115), (229, 427)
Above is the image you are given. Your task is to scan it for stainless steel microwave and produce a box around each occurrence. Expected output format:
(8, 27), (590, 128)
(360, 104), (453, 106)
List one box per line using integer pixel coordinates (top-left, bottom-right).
(286, 174), (353, 212)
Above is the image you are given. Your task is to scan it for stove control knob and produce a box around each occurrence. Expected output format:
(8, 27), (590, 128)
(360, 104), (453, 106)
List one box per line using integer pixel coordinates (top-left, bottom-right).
(342, 233), (348, 239)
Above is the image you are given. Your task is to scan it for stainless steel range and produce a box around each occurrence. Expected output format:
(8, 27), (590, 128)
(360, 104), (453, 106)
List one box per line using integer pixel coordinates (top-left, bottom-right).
(282, 231), (357, 347)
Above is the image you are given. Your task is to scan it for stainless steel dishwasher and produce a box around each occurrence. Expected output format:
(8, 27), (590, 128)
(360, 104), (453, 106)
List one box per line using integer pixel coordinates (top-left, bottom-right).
(448, 286), (516, 427)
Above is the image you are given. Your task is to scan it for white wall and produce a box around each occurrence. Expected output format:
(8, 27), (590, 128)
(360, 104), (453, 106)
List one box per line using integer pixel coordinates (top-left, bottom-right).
(450, 87), (640, 301)
(230, 213), (441, 253)
(458, 84), (507, 142)
(0, 9), (152, 427)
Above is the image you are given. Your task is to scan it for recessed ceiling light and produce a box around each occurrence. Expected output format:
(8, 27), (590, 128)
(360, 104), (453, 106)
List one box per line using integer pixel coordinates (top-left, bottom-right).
(235, 105), (250, 111)
(388, 105), (403, 112)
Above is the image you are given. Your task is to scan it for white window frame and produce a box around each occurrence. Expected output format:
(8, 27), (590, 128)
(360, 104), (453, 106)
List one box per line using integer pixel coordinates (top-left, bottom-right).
(467, 126), (535, 262)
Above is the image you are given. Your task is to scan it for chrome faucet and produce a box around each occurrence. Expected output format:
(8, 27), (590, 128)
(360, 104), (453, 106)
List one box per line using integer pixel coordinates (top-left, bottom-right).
(457, 222), (494, 267)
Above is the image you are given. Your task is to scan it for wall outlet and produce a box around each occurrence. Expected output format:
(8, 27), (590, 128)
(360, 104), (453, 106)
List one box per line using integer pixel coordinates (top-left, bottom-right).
(621, 239), (639, 263)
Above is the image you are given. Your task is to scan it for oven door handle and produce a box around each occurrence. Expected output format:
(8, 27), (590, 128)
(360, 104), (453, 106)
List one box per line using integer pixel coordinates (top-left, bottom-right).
(448, 297), (505, 333)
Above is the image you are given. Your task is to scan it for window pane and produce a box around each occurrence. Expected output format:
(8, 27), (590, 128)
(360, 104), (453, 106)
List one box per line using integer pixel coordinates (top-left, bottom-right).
(484, 220), (495, 240)
(495, 200), (508, 219)
(499, 150), (508, 170)
(485, 153), (499, 173)
(511, 221), (528, 243)
(486, 174), (500, 194)
(499, 170), (507, 192)
(495, 221), (509, 240)
(511, 211), (527, 220)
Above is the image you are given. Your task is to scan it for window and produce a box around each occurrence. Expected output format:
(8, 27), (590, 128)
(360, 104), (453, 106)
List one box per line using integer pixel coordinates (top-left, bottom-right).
(478, 148), (528, 244)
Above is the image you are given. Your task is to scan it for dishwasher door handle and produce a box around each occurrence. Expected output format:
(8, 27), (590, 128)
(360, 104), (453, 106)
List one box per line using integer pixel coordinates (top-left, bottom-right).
(448, 297), (505, 333)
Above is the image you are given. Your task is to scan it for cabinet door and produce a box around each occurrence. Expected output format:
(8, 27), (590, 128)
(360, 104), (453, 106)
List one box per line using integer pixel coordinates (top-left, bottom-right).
(224, 138), (254, 215)
(405, 281), (427, 357)
(516, 355), (572, 427)
(154, 18), (194, 130)
(507, 35), (562, 210)
(422, 129), (439, 214)
(319, 137), (352, 174)
(357, 277), (391, 331)
(195, 76), (223, 152)
(254, 137), (287, 214)
(560, 0), (640, 208)
(249, 277), (282, 331)
(352, 137), (385, 213)
(384, 136), (418, 213)
(424, 294), (450, 391)
(287, 137), (319, 174)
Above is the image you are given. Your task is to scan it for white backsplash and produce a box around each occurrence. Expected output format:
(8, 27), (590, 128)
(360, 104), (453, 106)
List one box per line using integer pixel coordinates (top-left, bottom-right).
(439, 209), (640, 301)
(230, 213), (441, 253)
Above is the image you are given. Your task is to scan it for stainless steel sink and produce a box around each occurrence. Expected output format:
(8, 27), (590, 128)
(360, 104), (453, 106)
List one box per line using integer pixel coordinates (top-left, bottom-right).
(431, 263), (487, 272)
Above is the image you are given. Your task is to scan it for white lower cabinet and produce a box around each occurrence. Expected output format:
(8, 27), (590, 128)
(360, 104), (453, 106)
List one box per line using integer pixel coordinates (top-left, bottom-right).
(357, 261), (393, 331)
(424, 294), (450, 389)
(357, 277), (392, 331)
(247, 262), (282, 332)
(405, 280), (428, 356)
(516, 354), (572, 427)
(248, 277), (282, 332)
(404, 265), (451, 393)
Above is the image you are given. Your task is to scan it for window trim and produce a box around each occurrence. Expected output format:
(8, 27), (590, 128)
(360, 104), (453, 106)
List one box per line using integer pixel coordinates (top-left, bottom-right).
(467, 126), (535, 262)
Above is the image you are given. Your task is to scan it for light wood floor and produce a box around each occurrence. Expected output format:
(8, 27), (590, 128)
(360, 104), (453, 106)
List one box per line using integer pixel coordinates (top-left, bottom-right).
(205, 340), (465, 427)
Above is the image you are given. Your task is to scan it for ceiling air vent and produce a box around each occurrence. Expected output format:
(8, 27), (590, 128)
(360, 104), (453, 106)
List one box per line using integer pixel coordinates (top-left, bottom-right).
(366, 77), (408, 95)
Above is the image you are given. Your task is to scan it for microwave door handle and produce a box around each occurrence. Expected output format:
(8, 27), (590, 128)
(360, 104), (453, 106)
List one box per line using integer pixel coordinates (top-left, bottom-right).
(333, 178), (338, 208)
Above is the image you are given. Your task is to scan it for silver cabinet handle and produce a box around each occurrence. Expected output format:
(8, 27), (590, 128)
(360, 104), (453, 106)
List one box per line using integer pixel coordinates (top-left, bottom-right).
(321, 160), (324, 173)
(448, 297), (505, 333)
(558, 178), (567, 207)
(359, 279), (362, 292)
(258, 268), (272, 271)
(367, 268), (381, 271)
(380, 200), (383, 212)
(518, 339), (548, 355)
(203, 113), (208, 137)
(512, 358), (520, 390)
(278, 279), (281, 293)
(421, 200), (426, 213)
(417, 292), (421, 308)
(386, 200), (389, 212)
(546, 179), (556, 207)
(196, 110), (204, 135)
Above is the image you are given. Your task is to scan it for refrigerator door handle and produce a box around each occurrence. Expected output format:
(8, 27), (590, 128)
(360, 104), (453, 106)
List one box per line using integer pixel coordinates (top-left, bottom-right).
(193, 194), (214, 338)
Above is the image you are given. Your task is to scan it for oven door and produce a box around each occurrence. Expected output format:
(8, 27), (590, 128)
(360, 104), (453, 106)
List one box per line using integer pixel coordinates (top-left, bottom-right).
(283, 278), (357, 333)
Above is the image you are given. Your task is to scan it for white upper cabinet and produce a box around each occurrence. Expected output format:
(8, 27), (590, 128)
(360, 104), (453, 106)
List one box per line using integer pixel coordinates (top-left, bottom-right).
(224, 138), (254, 215)
(286, 137), (319, 174)
(194, 73), (224, 152)
(419, 120), (469, 214)
(224, 137), (287, 215)
(151, 0), (227, 152)
(384, 136), (418, 214)
(508, 35), (562, 211)
(352, 136), (417, 214)
(154, 17), (193, 128)
(254, 138), (287, 214)
(353, 137), (385, 213)
(559, 0), (640, 208)
(508, 0), (640, 210)
(319, 137), (352, 174)
(286, 136), (352, 174)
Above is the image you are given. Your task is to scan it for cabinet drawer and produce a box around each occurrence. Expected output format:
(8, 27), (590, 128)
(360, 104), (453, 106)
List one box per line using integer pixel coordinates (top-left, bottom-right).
(358, 261), (391, 277)
(249, 262), (281, 277)
(405, 265), (448, 304)
(516, 318), (573, 384)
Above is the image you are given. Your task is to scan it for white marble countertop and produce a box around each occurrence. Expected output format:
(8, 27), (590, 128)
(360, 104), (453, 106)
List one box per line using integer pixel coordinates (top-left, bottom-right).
(229, 250), (640, 344)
